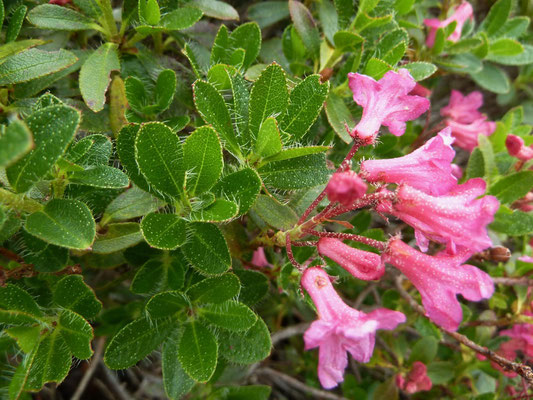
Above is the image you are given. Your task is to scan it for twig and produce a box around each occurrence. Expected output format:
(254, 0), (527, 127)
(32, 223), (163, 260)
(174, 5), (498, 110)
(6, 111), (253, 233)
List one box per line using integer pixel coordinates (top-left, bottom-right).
(353, 283), (378, 308)
(493, 277), (533, 287)
(256, 367), (349, 400)
(71, 337), (106, 400)
(286, 234), (303, 272)
(99, 362), (131, 400)
(394, 275), (533, 385)
(291, 240), (318, 247)
(271, 323), (310, 346)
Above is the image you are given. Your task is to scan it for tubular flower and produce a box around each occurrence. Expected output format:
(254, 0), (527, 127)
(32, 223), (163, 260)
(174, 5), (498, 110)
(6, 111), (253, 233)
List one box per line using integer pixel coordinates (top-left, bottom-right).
(383, 239), (494, 331)
(251, 247), (271, 268)
(506, 134), (533, 162)
(409, 83), (432, 98)
(377, 178), (499, 254)
(440, 90), (485, 124)
(360, 127), (457, 195)
(424, 2), (474, 47)
(317, 238), (384, 281)
(348, 69), (430, 144)
(396, 361), (433, 394)
(325, 171), (367, 207)
(444, 118), (496, 152)
(302, 267), (405, 389)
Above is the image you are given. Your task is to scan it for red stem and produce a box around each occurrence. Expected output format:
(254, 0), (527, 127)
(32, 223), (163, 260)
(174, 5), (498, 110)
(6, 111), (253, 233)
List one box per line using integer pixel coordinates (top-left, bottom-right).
(306, 230), (386, 251)
(286, 234), (303, 271)
(324, 191), (396, 220)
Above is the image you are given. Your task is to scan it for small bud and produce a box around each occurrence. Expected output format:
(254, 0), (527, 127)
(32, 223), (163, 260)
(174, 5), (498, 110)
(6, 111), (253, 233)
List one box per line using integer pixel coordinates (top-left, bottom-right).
(489, 246), (511, 263)
(325, 171), (367, 207)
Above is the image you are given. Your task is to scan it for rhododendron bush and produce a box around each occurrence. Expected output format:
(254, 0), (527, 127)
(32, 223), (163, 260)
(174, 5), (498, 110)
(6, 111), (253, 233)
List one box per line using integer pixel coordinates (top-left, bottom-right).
(1, 0), (533, 398)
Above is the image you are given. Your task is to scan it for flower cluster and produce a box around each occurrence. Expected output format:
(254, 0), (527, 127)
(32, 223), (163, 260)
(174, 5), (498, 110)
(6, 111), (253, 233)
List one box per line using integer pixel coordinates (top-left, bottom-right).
(424, 2), (473, 48)
(294, 68), (499, 389)
(396, 361), (433, 394)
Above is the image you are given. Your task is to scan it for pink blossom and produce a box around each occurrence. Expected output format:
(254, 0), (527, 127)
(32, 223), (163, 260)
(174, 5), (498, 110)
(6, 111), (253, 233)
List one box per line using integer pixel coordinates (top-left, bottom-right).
(409, 83), (432, 98)
(451, 164), (463, 180)
(441, 90), (485, 124)
(325, 171), (367, 206)
(360, 127), (457, 195)
(348, 69), (430, 144)
(317, 238), (384, 281)
(519, 255), (533, 263)
(396, 361), (433, 394)
(251, 247), (271, 268)
(377, 179), (499, 254)
(506, 134), (533, 162)
(383, 239), (494, 331)
(302, 267), (405, 389)
(424, 2), (474, 47)
(500, 323), (533, 359)
(445, 118), (496, 152)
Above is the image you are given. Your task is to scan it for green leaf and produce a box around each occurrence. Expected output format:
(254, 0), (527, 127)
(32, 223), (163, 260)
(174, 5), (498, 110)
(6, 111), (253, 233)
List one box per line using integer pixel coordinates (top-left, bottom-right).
(248, 1), (289, 29)
(162, 332), (195, 399)
(199, 300), (257, 331)
(135, 122), (185, 199)
(489, 171), (533, 204)
(364, 58), (392, 80)
(144, 69), (176, 114)
(184, 126), (223, 196)
(490, 207), (533, 236)
(79, 43), (120, 112)
(193, 80), (241, 157)
(178, 320), (217, 382)
(249, 63), (288, 145)
(333, 31), (364, 52)
(402, 62), (437, 81)
(160, 7), (203, 30)
(146, 291), (188, 319)
(234, 269), (269, 306)
(69, 165), (129, 188)
(53, 275), (102, 319)
(68, 134), (112, 166)
(493, 16), (530, 38)
(281, 74), (329, 141)
(5, 5), (26, 42)
(213, 385), (272, 400)
(251, 195), (298, 230)
(218, 318), (271, 364)
(102, 186), (164, 224)
(258, 153), (330, 190)
(190, 199), (238, 222)
(192, 0), (238, 20)
(187, 273), (241, 304)
(131, 257), (185, 294)
(227, 70), (250, 148)
(0, 284), (43, 326)
(25, 199), (95, 250)
(408, 336), (438, 364)
(325, 92), (354, 144)
(117, 124), (152, 194)
(182, 222), (231, 275)
(427, 361), (455, 384)
(27, 4), (103, 31)
(289, 0), (320, 57)
(446, 38), (483, 54)
(489, 38), (524, 56)
(22, 230), (68, 273)
(104, 317), (174, 369)
(0, 119), (33, 168)
(254, 117), (282, 159)
(375, 29), (408, 65)
(57, 310), (94, 360)
(212, 168), (261, 215)
(0, 48), (78, 85)
(229, 22), (262, 70)
(92, 222), (143, 254)
(210, 24), (230, 65)
(6, 105), (79, 192)
(139, 0), (160, 24)
(0, 38), (45, 60)
(470, 63), (510, 94)
(486, 44), (533, 66)
(480, 0), (512, 36)
(140, 213), (187, 250)
(334, 0), (353, 28)
(5, 326), (41, 353)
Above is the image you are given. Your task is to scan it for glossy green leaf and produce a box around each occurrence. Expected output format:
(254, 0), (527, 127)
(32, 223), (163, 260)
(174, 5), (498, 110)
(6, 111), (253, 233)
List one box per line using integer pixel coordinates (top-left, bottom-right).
(104, 317), (174, 369)
(192, 0), (238, 20)
(79, 43), (120, 112)
(144, 69), (177, 114)
(289, 0), (320, 57)
(229, 22), (261, 70)
(162, 332), (195, 399)
(408, 336), (438, 364)
(25, 199), (95, 250)
(0, 48), (77, 85)
(69, 165), (129, 188)
(190, 199), (238, 222)
(146, 291), (188, 319)
(254, 117), (282, 159)
(57, 310), (94, 360)
(200, 300), (257, 331)
(187, 273), (241, 304)
(218, 318), (271, 364)
(178, 320), (218, 382)
(27, 4), (102, 31)
(489, 171), (533, 204)
(53, 275), (102, 319)
(210, 24), (230, 65)
(160, 7), (203, 30)
(333, 30), (364, 52)
(92, 222), (143, 254)
(117, 124), (153, 193)
(325, 92), (354, 144)
(0, 119), (32, 168)
(184, 126), (223, 196)
(193, 80), (241, 157)
(0, 284), (43, 326)
(402, 62), (437, 81)
(139, 0), (160, 24)
(490, 208), (533, 236)
(5, 326), (41, 353)
(251, 195), (298, 230)
(140, 213), (187, 250)
(102, 186), (164, 224)
(22, 230), (68, 272)
(281, 74), (329, 140)
(212, 168), (261, 214)
(5, 5), (26, 42)
(249, 63), (288, 144)
(234, 269), (269, 306)
(135, 122), (185, 199)
(480, 0), (511, 36)
(228, 70), (250, 148)
(364, 57), (392, 80)
(182, 222), (231, 275)
(488, 38), (524, 56)
(130, 257), (186, 294)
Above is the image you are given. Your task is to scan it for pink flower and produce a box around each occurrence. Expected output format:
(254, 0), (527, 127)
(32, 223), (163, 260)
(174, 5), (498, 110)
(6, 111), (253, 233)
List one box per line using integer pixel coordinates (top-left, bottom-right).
(500, 323), (533, 359)
(409, 83), (432, 98)
(360, 127), (457, 195)
(251, 247), (271, 268)
(451, 164), (463, 180)
(348, 69), (430, 144)
(325, 171), (367, 207)
(424, 2), (473, 47)
(441, 90), (485, 124)
(445, 118), (496, 152)
(377, 179), (499, 254)
(506, 134), (533, 162)
(383, 239), (494, 331)
(396, 361), (433, 394)
(302, 267), (405, 389)
(317, 238), (384, 281)
(519, 255), (533, 263)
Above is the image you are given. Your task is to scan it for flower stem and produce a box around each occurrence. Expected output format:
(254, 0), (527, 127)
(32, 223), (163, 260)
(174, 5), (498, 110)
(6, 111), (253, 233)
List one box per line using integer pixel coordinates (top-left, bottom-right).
(306, 230), (386, 251)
